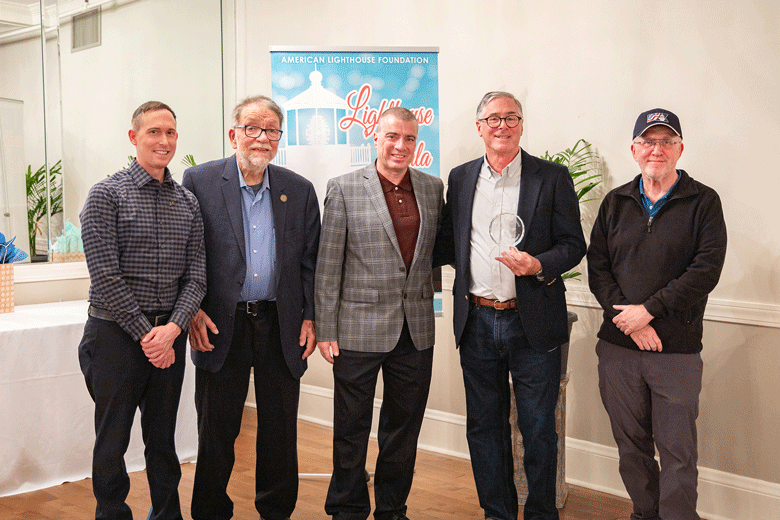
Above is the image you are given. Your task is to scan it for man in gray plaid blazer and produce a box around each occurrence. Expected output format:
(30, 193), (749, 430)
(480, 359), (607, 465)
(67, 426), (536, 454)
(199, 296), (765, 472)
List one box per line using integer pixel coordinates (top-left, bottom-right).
(315, 107), (443, 520)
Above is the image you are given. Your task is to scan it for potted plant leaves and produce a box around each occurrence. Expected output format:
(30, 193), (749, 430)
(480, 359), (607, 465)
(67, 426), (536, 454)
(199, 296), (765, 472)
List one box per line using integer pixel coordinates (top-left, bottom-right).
(26, 160), (63, 261)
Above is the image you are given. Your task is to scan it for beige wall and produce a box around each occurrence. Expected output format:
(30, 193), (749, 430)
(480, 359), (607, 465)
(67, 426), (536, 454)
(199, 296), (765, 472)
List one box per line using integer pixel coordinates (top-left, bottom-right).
(233, 0), (780, 494)
(3, 0), (778, 515)
(14, 275), (89, 305)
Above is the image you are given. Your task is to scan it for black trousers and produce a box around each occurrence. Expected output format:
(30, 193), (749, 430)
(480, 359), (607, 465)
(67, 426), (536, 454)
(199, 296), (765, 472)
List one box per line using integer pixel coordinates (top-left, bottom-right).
(78, 316), (187, 520)
(325, 324), (434, 520)
(191, 303), (300, 520)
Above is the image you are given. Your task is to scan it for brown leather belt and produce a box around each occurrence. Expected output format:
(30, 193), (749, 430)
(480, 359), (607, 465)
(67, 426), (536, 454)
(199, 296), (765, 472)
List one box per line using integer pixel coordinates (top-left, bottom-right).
(468, 294), (516, 310)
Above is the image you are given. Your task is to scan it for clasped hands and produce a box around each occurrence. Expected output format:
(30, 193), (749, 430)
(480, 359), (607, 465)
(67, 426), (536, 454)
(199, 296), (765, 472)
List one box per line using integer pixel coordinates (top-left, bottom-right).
(612, 304), (663, 352)
(141, 322), (181, 369)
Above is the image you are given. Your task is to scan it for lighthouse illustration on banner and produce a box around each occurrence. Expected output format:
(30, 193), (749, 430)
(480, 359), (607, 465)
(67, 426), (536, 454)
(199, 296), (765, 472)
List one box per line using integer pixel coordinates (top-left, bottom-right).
(270, 48), (440, 210)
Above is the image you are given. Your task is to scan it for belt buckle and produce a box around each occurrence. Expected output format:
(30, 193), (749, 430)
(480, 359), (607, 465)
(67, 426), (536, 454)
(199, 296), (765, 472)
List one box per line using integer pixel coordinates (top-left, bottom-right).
(245, 300), (258, 317)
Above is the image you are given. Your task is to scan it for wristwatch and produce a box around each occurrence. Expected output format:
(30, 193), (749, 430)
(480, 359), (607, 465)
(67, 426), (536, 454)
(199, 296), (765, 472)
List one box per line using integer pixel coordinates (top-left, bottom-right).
(534, 267), (544, 282)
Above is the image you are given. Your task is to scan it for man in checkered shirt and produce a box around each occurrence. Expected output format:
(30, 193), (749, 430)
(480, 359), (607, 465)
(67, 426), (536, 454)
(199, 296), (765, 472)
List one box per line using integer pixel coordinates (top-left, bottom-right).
(78, 101), (206, 520)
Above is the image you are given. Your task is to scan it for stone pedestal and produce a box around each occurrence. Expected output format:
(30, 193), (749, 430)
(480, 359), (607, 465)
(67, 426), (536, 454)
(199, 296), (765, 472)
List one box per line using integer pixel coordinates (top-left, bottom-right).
(509, 373), (570, 509)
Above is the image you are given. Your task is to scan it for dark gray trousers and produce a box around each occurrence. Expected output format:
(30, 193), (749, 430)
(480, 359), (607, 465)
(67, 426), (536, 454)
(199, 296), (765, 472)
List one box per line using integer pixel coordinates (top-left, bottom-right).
(596, 340), (702, 520)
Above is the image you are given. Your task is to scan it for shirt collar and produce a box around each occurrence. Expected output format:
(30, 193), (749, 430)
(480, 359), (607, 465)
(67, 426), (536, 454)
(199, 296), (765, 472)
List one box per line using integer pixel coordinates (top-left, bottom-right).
(481, 149), (522, 180)
(639, 169), (681, 201)
(129, 159), (172, 187)
(377, 168), (413, 193)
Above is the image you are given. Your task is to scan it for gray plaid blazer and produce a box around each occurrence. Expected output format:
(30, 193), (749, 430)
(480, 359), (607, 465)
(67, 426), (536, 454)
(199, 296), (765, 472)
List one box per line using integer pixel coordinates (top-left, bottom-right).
(315, 163), (444, 353)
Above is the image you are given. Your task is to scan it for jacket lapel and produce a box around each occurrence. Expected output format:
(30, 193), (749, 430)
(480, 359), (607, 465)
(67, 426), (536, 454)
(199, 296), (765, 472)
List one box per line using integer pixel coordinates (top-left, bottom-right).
(221, 156), (246, 263)
(268, 165), (288, 249)
(408, 169), (430, 269)
(364, 164), (402, 258)
(458, 159), (481, 260)
(518, 150), (542, 249)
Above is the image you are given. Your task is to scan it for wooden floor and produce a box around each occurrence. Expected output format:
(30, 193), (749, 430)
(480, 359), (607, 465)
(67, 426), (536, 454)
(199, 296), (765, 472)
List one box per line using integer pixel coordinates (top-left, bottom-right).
(0, 407), (638, 519)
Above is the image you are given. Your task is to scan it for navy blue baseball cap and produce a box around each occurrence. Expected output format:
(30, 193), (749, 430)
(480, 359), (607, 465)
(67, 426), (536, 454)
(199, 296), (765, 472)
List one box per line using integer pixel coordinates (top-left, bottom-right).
(633, 108), (682, 139)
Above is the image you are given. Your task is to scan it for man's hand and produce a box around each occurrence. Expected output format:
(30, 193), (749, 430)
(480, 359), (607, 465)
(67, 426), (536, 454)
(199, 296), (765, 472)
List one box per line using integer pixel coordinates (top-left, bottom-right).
(612, 304), (653, 335)
(141, 322), (181, 368)
(146, 347), (176, 369)
(189, 309), (218, 352)
(300, 320), (316, 360)
(495, 247), (542, 277)
(630, 325), (663, 352)
(317, 341), (340, 364)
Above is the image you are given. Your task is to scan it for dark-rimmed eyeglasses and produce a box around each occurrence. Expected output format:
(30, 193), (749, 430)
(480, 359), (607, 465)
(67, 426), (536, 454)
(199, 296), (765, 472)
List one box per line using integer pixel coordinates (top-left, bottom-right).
(478, 115), (523, 128)
(235, 125), (283, 141)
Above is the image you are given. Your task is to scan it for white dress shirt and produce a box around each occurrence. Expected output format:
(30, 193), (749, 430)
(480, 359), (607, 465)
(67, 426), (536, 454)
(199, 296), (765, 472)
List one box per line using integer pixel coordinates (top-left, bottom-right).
(469, 151), (522, 301)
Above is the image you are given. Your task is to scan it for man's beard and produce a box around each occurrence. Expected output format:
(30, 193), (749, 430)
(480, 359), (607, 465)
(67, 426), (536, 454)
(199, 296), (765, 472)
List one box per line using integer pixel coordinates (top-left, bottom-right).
(237, 146), (273, 175)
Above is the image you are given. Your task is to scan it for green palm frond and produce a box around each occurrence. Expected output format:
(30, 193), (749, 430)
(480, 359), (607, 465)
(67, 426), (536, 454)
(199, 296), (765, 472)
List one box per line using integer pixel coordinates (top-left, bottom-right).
(540, 140), (603, 281)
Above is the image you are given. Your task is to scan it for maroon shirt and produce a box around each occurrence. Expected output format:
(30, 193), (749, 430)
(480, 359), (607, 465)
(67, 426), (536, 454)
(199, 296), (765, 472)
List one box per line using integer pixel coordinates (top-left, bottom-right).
(377, 169), (420, 273)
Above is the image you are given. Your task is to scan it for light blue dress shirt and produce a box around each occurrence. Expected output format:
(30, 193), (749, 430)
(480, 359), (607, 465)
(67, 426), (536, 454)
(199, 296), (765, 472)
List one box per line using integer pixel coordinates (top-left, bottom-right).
(238, 159), (277, 302)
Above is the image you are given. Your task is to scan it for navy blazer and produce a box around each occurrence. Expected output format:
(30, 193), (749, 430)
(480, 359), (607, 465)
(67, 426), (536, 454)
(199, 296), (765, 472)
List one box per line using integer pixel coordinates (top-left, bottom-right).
(434, 150), (586, 351)
(183, 156), (320, 378)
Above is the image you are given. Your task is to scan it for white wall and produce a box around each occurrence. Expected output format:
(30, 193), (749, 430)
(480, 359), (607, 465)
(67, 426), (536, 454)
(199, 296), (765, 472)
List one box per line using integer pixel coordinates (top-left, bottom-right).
(57, 0), (225, 224)
(234, 1), (780, 518)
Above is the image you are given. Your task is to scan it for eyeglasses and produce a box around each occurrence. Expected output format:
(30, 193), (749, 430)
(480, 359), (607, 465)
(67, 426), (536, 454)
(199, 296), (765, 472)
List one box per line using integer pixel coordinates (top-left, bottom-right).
(633, 139), (681, 150)
(478, 115), (523, 128)
(235, 125), (283, 141)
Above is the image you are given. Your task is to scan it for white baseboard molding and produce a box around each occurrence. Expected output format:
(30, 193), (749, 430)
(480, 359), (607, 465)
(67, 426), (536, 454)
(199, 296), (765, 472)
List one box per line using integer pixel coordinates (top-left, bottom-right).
(290, 384), (780, 520)
(566, 438), (780, 520)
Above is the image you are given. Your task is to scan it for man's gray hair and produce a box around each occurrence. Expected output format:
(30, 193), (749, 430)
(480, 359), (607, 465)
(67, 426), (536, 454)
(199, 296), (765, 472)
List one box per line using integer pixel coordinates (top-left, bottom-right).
(376, 106), (418, 134)
(476, 91), (523, 120)
(232, 95), (284, 127)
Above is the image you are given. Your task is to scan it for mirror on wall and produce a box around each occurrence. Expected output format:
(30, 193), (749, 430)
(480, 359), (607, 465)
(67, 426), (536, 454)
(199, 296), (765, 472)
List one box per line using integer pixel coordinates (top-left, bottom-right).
(1, 0), (227, 265)
(0, 0), (62, 262)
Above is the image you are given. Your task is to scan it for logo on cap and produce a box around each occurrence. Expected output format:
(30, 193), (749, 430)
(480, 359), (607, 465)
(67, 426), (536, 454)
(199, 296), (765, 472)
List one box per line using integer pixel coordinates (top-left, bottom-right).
(647, 112), (669, 123)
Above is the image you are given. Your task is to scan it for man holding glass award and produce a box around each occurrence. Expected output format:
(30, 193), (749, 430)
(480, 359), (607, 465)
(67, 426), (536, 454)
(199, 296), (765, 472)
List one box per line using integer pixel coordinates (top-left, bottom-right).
(435, 92), (586, 520)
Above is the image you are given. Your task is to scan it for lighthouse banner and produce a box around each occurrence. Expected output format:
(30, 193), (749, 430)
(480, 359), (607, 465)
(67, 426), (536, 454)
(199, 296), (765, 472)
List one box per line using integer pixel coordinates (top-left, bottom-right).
(270, 47), (440, 197)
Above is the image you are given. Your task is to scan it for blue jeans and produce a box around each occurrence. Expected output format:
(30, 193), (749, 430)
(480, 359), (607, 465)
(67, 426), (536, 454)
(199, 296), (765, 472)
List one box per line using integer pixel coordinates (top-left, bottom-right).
(459, 304), (560, 520)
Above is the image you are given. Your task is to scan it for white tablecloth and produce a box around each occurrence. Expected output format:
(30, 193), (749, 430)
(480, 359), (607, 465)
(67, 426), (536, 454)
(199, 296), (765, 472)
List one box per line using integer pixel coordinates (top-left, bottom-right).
(0, 301), (198, 497)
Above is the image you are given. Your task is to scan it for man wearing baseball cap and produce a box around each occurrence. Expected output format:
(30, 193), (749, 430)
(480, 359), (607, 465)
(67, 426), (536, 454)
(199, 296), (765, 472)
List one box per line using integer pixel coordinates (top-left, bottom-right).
(587, 109), (727, 519)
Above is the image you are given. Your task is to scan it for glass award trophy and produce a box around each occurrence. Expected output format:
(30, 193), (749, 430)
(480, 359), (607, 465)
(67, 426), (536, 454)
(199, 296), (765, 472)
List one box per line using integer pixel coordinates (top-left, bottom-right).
(489, 213), (525, 254)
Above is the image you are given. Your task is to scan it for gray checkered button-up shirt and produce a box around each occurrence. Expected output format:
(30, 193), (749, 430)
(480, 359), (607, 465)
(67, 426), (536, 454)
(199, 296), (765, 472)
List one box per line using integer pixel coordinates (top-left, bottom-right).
(80, 160), (206, 341)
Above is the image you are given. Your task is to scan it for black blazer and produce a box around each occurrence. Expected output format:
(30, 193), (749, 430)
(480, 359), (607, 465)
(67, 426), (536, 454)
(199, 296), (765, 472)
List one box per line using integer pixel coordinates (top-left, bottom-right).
(183, 156), (320, 378)
(434, 150), (586, 351)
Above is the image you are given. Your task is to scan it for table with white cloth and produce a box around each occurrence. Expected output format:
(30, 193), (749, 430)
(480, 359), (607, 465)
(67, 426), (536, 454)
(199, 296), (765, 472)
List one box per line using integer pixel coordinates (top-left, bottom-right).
(0, 300), (198, 497)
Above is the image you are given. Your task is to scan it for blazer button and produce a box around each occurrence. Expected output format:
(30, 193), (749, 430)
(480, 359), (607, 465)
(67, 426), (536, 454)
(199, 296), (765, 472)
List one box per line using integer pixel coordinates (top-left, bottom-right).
(399, 266), (405, 272)
(404, 293), (407, 299)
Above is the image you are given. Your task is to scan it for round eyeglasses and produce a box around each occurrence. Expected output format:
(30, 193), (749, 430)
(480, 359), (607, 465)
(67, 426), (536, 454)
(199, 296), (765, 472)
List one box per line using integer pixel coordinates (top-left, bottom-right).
(478, 115), (523, 128)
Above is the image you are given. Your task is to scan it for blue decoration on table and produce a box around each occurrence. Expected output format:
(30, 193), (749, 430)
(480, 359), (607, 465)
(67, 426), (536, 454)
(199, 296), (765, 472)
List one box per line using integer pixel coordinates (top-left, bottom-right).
(0, 232), (29, 263)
